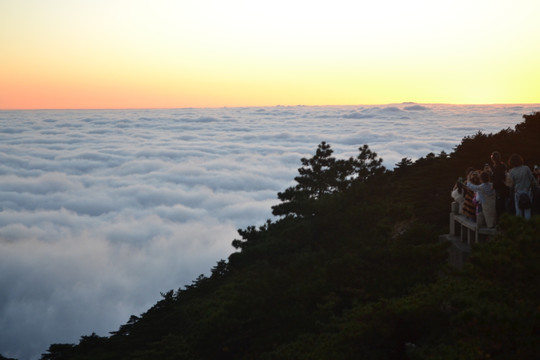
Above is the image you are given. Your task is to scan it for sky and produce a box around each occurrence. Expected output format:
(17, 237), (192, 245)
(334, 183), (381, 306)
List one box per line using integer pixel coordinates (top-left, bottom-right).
(1, 0), (540, 110)
(1, 104), (540, 360)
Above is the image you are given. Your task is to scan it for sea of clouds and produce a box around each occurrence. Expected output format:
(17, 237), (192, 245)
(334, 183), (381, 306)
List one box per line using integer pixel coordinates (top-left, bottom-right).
(1, 104), (539, 359)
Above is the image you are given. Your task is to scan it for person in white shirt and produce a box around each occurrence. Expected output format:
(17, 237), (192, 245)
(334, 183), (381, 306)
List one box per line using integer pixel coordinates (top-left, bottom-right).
(466, 171), (496, 228)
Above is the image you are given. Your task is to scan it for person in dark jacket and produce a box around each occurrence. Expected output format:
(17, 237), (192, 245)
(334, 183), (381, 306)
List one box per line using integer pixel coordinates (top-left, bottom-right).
(490, 151), (509, 221)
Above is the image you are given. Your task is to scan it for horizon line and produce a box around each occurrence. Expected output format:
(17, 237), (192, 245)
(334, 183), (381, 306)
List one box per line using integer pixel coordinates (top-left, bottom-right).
(2, 102), (540, 111)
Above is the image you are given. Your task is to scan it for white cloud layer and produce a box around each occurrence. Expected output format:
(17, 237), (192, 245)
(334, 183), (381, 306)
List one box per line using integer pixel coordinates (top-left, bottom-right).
(1, 104), (539, 359)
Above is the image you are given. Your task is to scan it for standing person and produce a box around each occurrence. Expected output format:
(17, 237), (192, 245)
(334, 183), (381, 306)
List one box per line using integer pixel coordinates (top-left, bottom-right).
(506, 154), (539, 220)
(491, 151), (509, 221)
(451, 178), (466, 214)
(483, 163), (493, 177)
(466, 170), (483, 223)
(534, 165), (540, 183)
(462, 167), (477, 221)
(465, 171), (497, 228)
(534, 165), (540, 214)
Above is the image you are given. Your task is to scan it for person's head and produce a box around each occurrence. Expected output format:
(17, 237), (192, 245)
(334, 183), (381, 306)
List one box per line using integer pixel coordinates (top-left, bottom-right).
(480, 171), (490, 183)
(466, 166), (475, 177)
(491, 151), (501, 165)
(508, 153), (524, 168)
(469, 170), (481, 185)
(483, 163), (491, 172)
(534, 165), (539, 174)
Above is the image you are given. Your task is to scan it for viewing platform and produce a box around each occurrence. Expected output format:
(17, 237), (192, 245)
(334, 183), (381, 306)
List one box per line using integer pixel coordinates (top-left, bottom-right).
(439, 201), (499, 268)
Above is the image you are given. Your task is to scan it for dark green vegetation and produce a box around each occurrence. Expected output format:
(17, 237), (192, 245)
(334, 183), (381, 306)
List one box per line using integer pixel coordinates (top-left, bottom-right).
(32, 112), (540, 360)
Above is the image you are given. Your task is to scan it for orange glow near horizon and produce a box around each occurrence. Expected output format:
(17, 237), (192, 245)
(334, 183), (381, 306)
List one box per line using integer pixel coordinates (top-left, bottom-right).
(1, 0), (540, 110)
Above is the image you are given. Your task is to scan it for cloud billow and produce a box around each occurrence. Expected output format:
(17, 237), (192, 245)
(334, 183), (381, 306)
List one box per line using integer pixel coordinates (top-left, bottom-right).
(0, 104), (538, 360)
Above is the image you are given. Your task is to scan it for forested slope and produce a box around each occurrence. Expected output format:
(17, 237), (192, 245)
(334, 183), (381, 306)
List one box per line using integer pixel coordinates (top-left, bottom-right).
(31, 111), (540, 360)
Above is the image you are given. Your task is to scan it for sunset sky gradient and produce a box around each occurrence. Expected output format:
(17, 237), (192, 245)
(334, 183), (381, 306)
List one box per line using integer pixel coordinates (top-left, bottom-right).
(1, 0), (539, 109)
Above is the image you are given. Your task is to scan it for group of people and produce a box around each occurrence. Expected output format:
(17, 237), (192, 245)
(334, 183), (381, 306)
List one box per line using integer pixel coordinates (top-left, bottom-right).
(452, 151), (540, 228)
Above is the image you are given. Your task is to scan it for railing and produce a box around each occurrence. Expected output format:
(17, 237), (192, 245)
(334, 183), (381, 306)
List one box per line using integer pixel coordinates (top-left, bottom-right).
(448, 201), (498, 245)
(441, 201), (499, 268)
